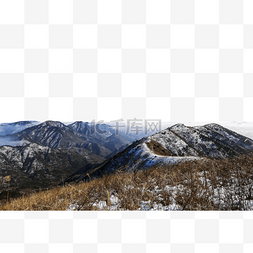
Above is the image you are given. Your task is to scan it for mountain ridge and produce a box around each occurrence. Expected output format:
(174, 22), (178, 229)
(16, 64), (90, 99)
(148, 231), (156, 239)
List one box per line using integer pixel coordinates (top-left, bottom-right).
(65, 123), (253, 184)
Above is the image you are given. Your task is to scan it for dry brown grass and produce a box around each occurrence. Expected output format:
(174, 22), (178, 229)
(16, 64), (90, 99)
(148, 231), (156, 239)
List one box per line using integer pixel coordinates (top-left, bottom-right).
(1, 153), (253, 211)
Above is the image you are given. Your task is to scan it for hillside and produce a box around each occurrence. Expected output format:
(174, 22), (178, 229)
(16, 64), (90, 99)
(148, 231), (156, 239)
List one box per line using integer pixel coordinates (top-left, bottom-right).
(0, 120), (136, 200)
(0, 143), (104, 201)
(1, 121), (253, 208)
(66, 123), (253, 184)
(1, 153), (253, 211)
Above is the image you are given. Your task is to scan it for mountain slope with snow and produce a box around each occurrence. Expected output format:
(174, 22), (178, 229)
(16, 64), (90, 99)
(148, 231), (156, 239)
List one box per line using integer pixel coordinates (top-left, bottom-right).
(0, 142), (105, 200)
(66, 123), (253, 183)
(10, 121), (132, 158)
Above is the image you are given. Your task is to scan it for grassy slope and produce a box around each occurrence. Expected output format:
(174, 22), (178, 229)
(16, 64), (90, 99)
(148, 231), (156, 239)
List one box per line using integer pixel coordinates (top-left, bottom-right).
(1, 153), (253, 211)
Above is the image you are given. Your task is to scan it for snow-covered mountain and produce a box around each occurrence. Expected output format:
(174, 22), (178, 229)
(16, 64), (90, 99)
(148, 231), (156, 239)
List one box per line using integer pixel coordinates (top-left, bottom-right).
(66, 123), (253, 183)
(0, 142), (105, 199)
(0, 120), (135, 199)
(2, 121), (253, 200)
(2, 120), (133, 158)
(68, 121), (115, 138)
(0, 121), (149, 157)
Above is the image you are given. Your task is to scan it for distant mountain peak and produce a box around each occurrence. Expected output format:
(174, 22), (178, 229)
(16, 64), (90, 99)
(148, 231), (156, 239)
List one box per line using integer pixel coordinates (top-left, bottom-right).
(203, 123), (222, 129)
(169, 123), (187, 130)
(72, 121), (89, 125)
(43, 120), (66, 127)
